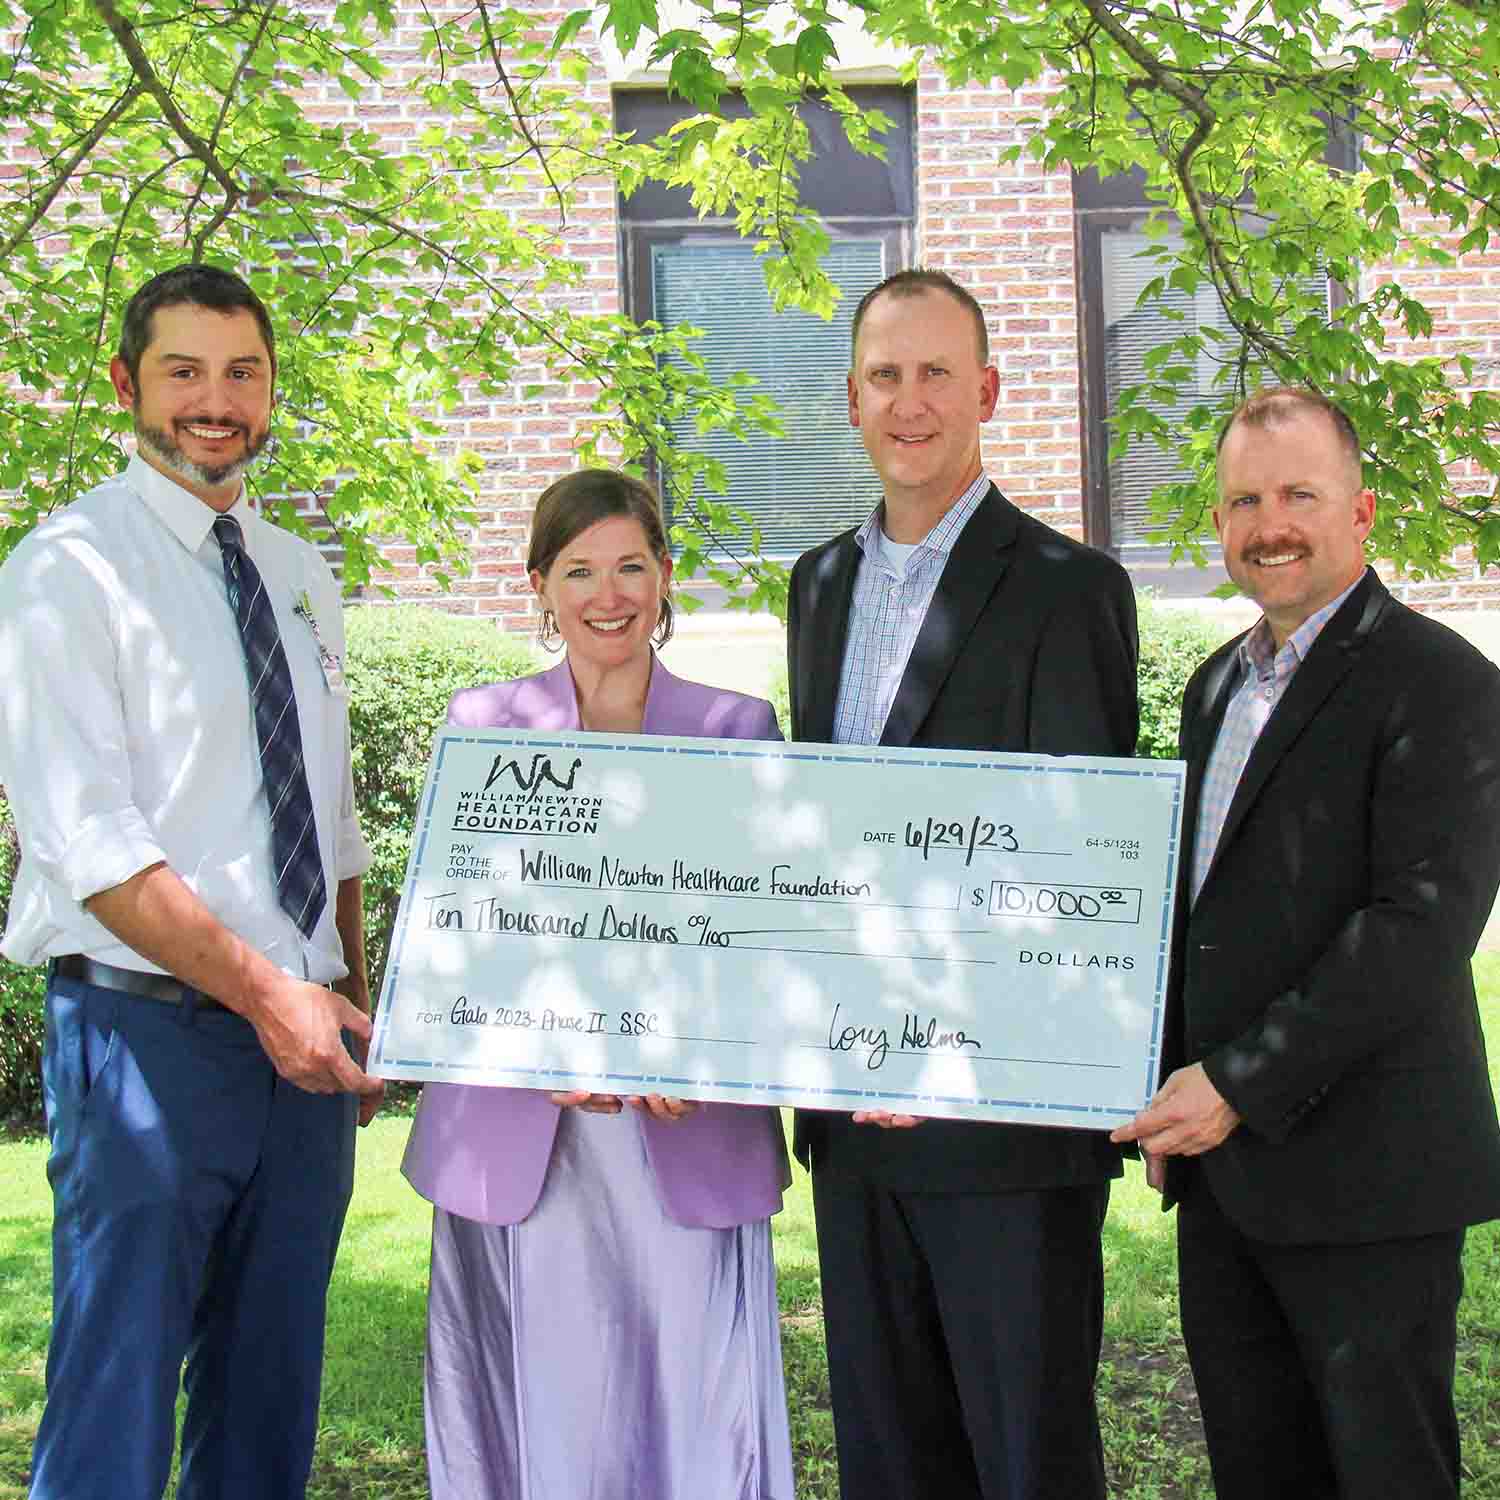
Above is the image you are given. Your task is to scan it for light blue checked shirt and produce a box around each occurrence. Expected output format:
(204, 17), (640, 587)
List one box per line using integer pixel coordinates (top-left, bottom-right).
(832, 473), (990, 746)
(1190, 569), (1367, 904)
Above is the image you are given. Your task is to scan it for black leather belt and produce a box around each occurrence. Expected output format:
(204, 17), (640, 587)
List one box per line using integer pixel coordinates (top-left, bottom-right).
(51, 954), (228, 1012)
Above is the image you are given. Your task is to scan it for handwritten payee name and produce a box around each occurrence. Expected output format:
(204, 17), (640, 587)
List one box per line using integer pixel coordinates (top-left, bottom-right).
(519, 849), (872, 899)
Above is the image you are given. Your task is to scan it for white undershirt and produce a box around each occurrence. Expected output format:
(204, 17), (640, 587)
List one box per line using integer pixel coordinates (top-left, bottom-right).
(873, 529), (921, 577)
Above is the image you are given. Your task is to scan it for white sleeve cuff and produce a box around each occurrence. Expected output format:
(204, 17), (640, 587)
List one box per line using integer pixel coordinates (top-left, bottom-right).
(57, 807), (167, 906)
(336, 813), (373, 881)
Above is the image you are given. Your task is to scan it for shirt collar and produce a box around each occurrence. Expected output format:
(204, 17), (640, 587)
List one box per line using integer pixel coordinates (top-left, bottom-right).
(1238, 567), (1368, 677)
(854, 472), (991, 558)
(126, 453), (253, 554)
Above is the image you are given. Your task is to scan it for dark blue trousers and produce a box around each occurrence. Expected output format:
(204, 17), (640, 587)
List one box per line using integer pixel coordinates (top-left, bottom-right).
(29, 975), (356, 1500)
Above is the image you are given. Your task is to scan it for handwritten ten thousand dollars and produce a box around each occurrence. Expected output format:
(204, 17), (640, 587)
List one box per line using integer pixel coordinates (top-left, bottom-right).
(368, 730), (1186, 1127)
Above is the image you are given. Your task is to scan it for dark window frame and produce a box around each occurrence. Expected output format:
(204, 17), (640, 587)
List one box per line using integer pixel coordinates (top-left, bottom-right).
(1073, 133), (1355, 588)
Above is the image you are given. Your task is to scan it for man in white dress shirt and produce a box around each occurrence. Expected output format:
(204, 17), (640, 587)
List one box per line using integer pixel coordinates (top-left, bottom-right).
(0, 264), (381, 1500)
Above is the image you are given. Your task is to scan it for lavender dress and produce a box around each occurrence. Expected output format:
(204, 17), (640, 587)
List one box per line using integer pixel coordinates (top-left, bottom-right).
(423, 1108), (793, 1499)
(404, 659), (795, 1500)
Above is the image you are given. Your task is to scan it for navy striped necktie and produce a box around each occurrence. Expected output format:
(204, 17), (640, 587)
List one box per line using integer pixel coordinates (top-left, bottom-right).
(213, 513), (327, 938)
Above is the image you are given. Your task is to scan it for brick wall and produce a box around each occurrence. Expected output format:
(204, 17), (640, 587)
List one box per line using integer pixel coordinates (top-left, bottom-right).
(354, 10), (622, 633)
(1366, 204), (1500, 611)
(18, 8), (1481, 621)
(366, 55), (1102, 628)
(916, 75), (1087, 541)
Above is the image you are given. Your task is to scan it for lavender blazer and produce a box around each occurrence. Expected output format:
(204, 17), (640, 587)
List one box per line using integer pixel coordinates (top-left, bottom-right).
(401, 655), (791, 1229)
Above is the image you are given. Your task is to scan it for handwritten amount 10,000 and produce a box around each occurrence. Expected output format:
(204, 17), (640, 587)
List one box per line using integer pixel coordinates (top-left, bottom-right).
(905, 816), (1019, 867)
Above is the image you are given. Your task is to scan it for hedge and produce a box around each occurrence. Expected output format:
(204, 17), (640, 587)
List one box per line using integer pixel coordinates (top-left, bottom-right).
(0, 791), (46, 1128)
(0, 594), (1230, 1126)
(1135, 596), (1232, 760)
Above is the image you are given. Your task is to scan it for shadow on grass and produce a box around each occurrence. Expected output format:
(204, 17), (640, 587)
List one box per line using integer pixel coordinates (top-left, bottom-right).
(780, 1310), (838, 1500)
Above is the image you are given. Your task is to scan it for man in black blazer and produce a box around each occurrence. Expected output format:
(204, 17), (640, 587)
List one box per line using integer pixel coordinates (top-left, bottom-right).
(787, 268), (1138, 1500)
(1114, 386), (1500, 1499)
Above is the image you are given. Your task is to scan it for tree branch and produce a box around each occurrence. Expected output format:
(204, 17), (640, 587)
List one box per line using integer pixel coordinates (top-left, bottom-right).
(183, 0), (277, 252)
(63, 156), (186, 503)
(0, 81), (145, 262)
(1074, 0), (1299, 373)
(472, 0), (566, 223)
(89, 0), (242, 206)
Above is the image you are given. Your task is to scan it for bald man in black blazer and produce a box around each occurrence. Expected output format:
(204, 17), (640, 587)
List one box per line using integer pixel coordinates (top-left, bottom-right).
(1115, 386), (1500, 1499)
(788, 268), (1138, 1500)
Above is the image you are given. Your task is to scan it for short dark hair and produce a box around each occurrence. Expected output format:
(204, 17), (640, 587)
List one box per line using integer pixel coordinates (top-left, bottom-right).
(527, 468), (675, 645)
(1216, 386), (1362, 475)
(850, 268), (990, 366)
(117, 264), (277, 386)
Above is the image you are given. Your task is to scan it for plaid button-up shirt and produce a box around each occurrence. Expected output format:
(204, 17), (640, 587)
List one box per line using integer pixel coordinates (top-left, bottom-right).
(831, 474), (990, 747)
(1190, 570), (1366, 904)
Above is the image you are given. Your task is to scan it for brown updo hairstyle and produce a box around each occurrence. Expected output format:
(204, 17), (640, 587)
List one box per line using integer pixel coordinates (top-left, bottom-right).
(527, 468), (675, 650)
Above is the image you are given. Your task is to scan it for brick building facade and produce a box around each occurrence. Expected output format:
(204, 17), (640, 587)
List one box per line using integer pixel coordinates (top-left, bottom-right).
(288, 12), (1500, 624)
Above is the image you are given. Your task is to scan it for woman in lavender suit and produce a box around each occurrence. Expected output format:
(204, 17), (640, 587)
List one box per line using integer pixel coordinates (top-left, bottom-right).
(402, 469), (794, 1500)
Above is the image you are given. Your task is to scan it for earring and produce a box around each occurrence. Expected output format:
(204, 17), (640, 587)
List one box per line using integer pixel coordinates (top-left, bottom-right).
(538, 607), (562, 653)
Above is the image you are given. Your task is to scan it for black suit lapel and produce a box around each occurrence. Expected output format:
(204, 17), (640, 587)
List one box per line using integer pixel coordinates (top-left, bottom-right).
(879, 486), (1017, 748)
(1199, 571), (1389, 897)
(799, 532), (862, 744)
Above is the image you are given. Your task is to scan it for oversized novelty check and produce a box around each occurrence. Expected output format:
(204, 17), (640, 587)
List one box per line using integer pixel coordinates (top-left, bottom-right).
(368, 731), (1185, 1126)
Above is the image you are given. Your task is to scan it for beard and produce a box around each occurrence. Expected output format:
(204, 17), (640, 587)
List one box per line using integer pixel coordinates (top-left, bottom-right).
(135, 414), (271, 491)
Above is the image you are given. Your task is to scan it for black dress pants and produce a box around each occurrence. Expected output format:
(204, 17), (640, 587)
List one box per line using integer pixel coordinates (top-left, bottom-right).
(812, 1174), (1109, 1500)
(1178, 1180), (1465, 1500)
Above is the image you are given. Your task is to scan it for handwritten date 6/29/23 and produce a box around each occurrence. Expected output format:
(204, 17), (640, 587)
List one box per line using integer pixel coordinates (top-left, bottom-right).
(879, 820), (1145, 868)
(902, 816), (1019, 866)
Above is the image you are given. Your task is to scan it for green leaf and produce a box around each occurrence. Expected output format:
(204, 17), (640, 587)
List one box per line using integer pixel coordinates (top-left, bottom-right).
(550, 8), (592, 56)
(601, 0), (658, 55)
(667, 49), (727, 107)
(793, 25), (838, 79)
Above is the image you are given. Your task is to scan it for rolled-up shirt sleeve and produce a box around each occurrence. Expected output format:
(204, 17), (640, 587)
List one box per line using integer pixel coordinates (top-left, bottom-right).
(315, 565), (371, 883)
(0, 532), (167, 907)
(334, 709), (372, 881)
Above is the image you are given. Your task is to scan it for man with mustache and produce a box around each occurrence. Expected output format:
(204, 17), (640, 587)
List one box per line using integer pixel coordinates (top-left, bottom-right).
(1113, 386), (1500, 1499)
(0, 264), (381, 1500)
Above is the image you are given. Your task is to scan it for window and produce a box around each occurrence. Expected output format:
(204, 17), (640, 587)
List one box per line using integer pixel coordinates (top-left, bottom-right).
(618, 88), (914, 558)
(1075, 161), (1345, 576)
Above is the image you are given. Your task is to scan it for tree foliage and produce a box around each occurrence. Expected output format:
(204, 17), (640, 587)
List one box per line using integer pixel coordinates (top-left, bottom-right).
(2, 0), (1499, 600)
(617, 0), (1500, 576)
(0, 0), (796, 598)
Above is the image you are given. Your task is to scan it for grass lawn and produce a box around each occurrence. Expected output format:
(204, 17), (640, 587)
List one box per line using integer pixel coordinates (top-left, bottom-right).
(3, 965), (1500, 1498)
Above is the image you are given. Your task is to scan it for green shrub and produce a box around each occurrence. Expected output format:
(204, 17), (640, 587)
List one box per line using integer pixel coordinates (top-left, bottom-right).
(1135, 597), (1233, 760)
(345, 606), (536, 1001)
(0, 791), (46, 1128)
